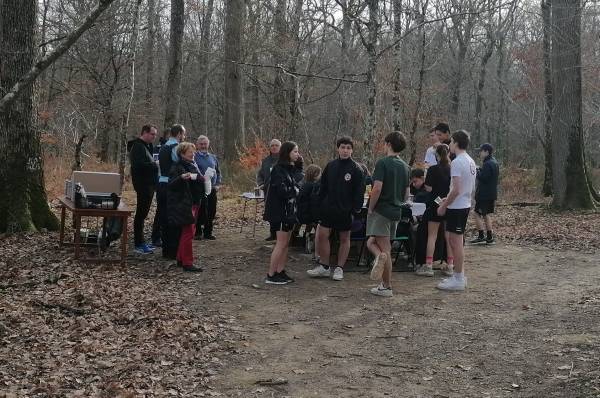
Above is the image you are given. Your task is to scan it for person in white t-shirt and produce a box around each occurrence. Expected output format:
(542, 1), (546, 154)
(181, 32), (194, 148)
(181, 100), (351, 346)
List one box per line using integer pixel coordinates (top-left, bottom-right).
(424, 128), (439, 167)
(436, 130), (476, 291)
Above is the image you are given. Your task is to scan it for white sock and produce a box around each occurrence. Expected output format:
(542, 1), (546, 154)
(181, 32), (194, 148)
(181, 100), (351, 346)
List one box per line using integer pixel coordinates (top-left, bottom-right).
(454, 271), (465, 280)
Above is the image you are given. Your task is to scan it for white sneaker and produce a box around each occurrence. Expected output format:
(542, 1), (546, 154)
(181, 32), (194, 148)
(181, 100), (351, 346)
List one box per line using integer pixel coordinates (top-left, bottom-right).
(370, 253), (388, 281)
(332, 266), (344, 281)
(370, 283), (393, 297)
(307, 264), (330, 278)
(436, 275), (467, 291)
(416, 265), (434, 277)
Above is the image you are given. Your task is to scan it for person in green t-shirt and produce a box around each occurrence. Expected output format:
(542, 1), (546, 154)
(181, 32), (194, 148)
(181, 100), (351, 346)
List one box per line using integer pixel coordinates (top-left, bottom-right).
(366, 131), (411, 297)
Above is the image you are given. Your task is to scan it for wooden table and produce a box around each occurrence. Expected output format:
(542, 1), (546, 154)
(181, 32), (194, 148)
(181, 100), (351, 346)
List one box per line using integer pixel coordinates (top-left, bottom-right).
(58, 195), (132, 265)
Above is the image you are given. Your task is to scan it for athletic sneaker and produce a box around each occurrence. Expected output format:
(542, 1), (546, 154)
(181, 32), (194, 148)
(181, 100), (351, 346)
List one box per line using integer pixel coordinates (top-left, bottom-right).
(134, 244), (154, 254)
(183, 264), (203, 272)
(469, 237), (487, 245)
(265, 273), (288, 285)
(370, 253), (388, 281)
(441, 266), (454, 277)
(307, 264), (330, 278)
(370, 283), (393, 297)
(416, 264), (434, 277)
(277, 270), (295, 283)
(436, 275), (467, 291)
(486, 237), (496, 245)
(332, 267), (344, 281)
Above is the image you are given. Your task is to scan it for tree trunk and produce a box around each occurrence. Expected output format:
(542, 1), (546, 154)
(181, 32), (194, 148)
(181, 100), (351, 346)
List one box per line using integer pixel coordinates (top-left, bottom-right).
(550, 0), (594, 209)
(541, 0), (553, 196)
(0, 0), (58, 233)
(163, 0), (185, 129)
(474, 30), (495, 143)
(198, 0), (215, 137)
(145, 0), (157, 114)
(223, 0), (246, 163)
(361, 0), (379, 167)
(391, 0), (402, 132)
(272, 0), (289, 136)
(337, 0), (352, 134)
(408, 1), (428, 166)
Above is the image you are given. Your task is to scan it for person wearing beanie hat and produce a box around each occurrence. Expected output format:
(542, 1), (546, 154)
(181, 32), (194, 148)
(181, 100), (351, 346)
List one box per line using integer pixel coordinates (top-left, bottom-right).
(470, 143), (500, 245)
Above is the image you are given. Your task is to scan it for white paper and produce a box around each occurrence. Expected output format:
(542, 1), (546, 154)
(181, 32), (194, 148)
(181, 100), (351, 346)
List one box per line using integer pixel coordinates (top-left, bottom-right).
(203, 167), (215, 195)
(410, 202), (426, 216)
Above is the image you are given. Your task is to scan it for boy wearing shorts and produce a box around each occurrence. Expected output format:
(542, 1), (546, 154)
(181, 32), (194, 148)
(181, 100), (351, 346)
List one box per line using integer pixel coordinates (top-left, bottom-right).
(307, 137), (366, 281)
(470, 143), (500, 245)
(436, 130), (476, 291)
(367, 132), (411, 297)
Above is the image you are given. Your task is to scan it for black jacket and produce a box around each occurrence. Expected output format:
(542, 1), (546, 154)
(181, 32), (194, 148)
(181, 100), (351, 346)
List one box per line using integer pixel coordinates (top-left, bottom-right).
(297, 181), (320, 224)
(264, 163), (300, 225)
(256, 155), (278, 188)
(129, 138), (158, 188)
(476, 156), (500, 201)
(167, 160), (205, 226)
(319, 158), (366, 215)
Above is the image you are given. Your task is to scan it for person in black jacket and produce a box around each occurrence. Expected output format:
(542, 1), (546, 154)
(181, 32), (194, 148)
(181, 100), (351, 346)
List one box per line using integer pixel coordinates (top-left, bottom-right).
(470, 143), (500, 245)
(129, 125), (159, 254)
(264, 141), (301, 285)
(167, 142), (205, 272)
(257, 139), (282, 241)
(307, 136), (366, 282)
(157, 124), (186, 259)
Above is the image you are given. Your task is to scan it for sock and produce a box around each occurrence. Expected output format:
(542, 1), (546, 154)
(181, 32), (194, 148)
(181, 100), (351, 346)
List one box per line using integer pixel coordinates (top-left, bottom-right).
(478, 230), (484, 239)
(447, 256), (454, 266)
(454, 271), (465, 280)
(486, 230), (493, 240)
(425, 256), (433, 266)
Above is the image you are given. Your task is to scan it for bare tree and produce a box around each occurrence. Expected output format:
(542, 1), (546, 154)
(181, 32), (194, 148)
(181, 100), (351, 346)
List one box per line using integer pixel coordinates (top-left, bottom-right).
(223, 0), (246, 163)
(541, 0), (553, 196)
(164, 0), (185, 129)
(550, 0), (595, 209)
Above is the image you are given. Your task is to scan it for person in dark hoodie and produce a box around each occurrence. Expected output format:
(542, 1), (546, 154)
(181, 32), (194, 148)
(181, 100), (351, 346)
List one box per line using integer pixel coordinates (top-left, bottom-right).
(307, 136), (366, 282)
(257, 139), (282, 241)
(470, 143), (500, 245)
(263, 141), (301, 285)
(157, 124), (186, 260)
(167, 142), (205, 272)
(129, 125), (159, 254)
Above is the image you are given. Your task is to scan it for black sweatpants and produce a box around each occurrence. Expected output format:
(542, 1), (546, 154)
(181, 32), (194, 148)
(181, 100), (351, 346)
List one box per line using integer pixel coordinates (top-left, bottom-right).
(133, 184), (155, 246)
(157, 182), (180, 258)
(196, 190), (218, 237)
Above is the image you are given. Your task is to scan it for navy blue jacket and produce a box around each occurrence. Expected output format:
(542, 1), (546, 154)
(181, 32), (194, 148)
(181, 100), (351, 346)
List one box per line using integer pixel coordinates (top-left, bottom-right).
(476, 156), (500, 201)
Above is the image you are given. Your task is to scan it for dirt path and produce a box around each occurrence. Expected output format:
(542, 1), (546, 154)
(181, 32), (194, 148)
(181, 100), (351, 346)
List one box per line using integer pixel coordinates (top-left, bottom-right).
(187, 225), (600, 397)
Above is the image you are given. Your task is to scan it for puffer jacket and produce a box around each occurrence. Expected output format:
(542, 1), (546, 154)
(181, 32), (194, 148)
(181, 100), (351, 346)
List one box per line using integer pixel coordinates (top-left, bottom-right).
(263, 163), (300, 225)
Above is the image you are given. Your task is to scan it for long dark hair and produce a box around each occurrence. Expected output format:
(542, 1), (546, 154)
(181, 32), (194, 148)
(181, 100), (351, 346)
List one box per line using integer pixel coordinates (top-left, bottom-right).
(436, 144), (450, 168)
(278, 141), (298, 164)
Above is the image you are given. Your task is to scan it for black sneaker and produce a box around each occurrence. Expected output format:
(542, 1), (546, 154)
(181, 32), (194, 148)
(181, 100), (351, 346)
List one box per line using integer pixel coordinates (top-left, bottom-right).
(265, 273), (287, 285)
(194, 235), (203, 241)
(277, 270), (294, 283)
(204, 235), (217, 240)
(183, 264), (203, 272)
(486, 237), (496, 245)
(469, 237), (487, 245)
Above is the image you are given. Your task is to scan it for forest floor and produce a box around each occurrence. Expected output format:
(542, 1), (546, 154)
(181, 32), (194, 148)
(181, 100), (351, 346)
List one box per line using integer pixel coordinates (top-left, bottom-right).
(1, 197), (600, 397)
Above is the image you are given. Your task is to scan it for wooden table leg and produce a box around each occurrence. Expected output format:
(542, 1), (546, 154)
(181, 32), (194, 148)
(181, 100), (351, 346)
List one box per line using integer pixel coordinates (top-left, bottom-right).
(240, 199), (247, 233)
(73, 214), (81, 260)
(59, 206), (66, 245)
(120, 215), (128, 265)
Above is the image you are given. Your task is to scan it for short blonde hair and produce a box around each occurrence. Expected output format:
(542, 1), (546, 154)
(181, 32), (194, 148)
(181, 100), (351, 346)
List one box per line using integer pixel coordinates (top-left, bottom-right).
(176, 142), (196, 156)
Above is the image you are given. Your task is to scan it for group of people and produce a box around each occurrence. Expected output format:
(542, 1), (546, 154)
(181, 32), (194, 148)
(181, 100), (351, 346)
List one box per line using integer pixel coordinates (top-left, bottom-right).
(128, 124), (222, 272)
(261, 123), (500, 295)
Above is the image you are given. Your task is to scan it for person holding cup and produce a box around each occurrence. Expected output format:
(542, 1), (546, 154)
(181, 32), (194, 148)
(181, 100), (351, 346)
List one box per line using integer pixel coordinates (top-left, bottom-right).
(167, 142), (205, 272)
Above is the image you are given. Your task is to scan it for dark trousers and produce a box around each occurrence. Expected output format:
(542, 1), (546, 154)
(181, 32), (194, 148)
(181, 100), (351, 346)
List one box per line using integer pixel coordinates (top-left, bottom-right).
(157, 182), (181, 258)
(133, 184), (155, 246)
(196, 190), (218, 237)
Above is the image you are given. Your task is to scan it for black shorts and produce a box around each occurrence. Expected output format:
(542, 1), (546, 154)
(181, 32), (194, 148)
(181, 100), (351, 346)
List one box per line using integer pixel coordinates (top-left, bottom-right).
(445, 208), (470, 235)
(475, 200), (495, 216)
(424, 205), (445, 223)
(319, 211), (353, 232)
(272, 222), (295, 232)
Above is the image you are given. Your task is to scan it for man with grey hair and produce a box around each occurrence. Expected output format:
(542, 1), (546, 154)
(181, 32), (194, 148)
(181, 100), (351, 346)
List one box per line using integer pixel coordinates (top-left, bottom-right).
(194, 135), (222, 240)
(257, 139), (281, 241)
